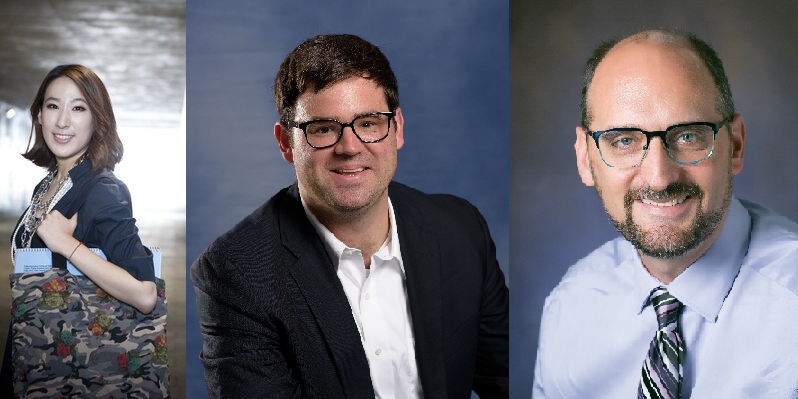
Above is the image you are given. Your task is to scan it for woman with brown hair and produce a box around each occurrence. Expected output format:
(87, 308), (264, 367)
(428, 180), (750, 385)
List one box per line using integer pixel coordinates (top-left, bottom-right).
(4, 64), (159, 394)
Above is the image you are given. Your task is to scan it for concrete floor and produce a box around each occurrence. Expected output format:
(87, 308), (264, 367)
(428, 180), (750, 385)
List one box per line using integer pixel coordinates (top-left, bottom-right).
(0, 212), (186, 398)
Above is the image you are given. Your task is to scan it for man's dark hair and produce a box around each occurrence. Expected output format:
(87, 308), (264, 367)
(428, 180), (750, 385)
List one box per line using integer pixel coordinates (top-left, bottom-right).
(274, 34), (399, 125)
(580, 30), (735, 129)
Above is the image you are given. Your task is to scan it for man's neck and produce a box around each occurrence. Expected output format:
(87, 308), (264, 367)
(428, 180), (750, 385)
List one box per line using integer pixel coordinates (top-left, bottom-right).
(304, 193), (391, 269)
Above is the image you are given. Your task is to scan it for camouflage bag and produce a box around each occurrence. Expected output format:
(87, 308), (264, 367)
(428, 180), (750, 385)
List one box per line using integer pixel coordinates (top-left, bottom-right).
(10, 171), (168, 398)
(10, 269), (169, 398)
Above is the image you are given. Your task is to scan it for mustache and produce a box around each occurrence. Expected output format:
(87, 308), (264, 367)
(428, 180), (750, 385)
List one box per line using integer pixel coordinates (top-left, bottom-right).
(624, 182), (703, 208)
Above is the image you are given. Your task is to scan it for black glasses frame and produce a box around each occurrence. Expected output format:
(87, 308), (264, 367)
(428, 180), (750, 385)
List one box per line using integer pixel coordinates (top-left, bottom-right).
(587, 119), (731, 167)
(288, 111), (396, 149)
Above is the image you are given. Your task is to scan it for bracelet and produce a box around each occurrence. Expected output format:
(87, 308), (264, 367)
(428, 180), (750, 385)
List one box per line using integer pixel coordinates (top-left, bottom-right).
(68, 241), (83, 261)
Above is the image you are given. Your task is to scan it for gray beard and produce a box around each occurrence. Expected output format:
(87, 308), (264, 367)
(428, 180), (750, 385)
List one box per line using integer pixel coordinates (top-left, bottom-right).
(605, 181), (727, 258)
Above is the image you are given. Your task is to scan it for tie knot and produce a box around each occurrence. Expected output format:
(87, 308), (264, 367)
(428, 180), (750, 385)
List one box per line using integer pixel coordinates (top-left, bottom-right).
(649, 287), (682, 330)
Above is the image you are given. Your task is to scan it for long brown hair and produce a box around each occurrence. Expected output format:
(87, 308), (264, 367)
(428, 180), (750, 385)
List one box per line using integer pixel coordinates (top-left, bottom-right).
(24, 64), (123, 170)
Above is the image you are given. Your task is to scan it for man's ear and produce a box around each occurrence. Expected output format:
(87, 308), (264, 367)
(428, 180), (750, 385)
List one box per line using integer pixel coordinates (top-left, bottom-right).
(575, 126), (595, 186)
(730, 113), (745, 175)
(275, 122), (294, 163)
(394, 107), (404, 150)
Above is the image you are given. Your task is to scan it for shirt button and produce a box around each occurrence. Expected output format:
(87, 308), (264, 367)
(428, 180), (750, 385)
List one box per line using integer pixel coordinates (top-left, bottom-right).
(365, 293), (371, 300)
(375, 347), (382, 355)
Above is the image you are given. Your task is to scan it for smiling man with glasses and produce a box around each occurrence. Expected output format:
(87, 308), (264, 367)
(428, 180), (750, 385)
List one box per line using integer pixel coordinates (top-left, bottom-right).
(533, 30), (798, 398)
(191, 34), (509, 398)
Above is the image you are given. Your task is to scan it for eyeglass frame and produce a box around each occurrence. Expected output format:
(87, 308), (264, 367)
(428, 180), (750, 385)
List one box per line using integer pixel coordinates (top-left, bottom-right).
(586, 119), (731, 168)
(287, 111), (396, 149)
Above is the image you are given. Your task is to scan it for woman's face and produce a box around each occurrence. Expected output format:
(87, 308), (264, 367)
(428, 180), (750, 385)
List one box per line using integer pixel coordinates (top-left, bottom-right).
(38, 76), (94, 169)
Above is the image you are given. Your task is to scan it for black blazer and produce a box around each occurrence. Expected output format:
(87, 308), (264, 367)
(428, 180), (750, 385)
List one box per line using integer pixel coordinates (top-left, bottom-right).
(191, 182), (509, 398)
(12, 159), (154, 282)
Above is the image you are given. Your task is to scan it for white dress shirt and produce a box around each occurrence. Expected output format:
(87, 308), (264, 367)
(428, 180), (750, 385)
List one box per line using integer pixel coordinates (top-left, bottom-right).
(303, 197), (423, 399)
(533, 197), (798, 398)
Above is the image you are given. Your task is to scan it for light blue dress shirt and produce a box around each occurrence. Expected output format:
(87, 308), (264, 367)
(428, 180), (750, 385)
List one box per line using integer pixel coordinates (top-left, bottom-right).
(533, 197), (798, 398)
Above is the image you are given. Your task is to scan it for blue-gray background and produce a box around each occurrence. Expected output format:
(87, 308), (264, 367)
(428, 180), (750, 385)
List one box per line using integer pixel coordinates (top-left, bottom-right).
(186, 1), (509, 397)
(511, 1), (798, 397)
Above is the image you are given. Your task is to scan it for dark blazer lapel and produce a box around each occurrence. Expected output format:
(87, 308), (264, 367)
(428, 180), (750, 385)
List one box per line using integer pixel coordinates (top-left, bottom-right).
(279, 184), (374, 398)
(390, 184), (448, 398)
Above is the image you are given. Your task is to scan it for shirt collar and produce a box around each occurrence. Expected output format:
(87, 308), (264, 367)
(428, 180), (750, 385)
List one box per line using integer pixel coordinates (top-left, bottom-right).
(631, 245), (662, 314)
(633, 196), (751, 322)
(301, 195), (404, 274)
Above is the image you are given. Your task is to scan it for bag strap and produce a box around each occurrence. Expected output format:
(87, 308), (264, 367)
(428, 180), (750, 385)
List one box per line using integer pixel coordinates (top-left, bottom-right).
(53, 171), (112, 269)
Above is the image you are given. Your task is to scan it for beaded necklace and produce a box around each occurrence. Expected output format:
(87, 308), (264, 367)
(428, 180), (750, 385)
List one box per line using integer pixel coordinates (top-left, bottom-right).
(19, 169), (70, 248)
(11, 156), (85, 266)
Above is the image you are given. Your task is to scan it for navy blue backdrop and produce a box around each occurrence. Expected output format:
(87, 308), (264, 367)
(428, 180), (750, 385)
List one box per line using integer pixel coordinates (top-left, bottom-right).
(511, 1), (798, 397)
(186, 1), (509, 397)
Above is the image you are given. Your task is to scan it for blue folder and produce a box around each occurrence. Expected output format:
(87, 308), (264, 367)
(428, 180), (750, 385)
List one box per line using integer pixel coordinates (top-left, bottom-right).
(13, 247), (162, 278)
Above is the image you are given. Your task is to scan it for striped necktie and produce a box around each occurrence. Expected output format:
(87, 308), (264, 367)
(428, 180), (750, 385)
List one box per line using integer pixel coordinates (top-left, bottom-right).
(638, 287), (684, 399)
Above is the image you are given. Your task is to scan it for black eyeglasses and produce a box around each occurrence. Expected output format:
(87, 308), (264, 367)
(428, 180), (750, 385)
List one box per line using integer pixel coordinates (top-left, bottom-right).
(587, 120), (730, 168)
(288, 111), (395, 149)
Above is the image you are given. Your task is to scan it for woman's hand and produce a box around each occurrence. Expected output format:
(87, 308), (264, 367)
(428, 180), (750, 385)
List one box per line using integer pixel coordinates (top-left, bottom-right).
(36, 210), (79, 256)
(38, 211), (157, 313)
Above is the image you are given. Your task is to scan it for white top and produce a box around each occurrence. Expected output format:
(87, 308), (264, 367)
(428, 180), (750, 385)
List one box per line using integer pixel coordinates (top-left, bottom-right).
(302, 197), (423, 399)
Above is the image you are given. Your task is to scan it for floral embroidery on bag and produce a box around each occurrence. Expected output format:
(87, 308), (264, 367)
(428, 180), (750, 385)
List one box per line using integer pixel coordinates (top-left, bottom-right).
(43, 278), (67, 293)
(157, 279), (167, 298)
(39, 277), (72, 310)
(12, 301), (26, 320)
(88, 312), (114, 336)
(117, 351), (144, 377)
(54, 329), (78, 359)
(153, 335), (168, 364)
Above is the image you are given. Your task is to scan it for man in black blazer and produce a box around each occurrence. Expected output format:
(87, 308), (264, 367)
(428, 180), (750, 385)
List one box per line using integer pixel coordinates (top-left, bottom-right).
(191, 34), (509, 398)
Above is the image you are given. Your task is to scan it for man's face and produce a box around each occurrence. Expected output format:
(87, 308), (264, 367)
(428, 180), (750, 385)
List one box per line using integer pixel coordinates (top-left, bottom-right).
(575, 40), (744, 259)
(276, 77), (404, 220)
